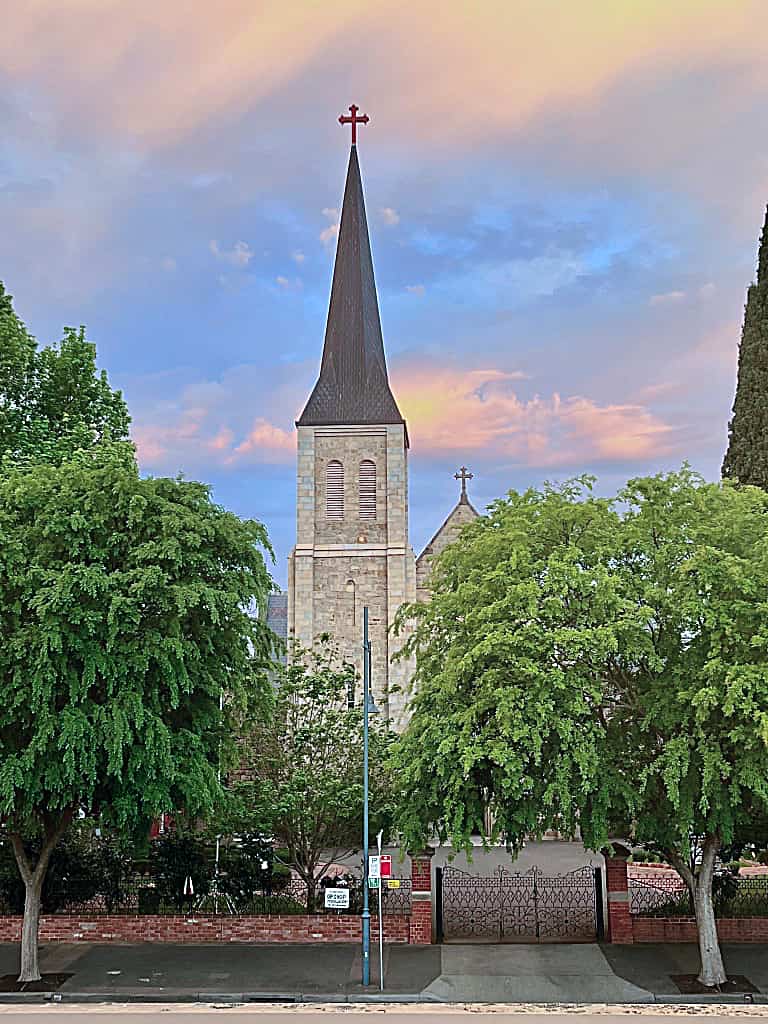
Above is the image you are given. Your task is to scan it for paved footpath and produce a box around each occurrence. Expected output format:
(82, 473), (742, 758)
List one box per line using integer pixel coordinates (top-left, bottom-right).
(1, 942), (767, 1004)
(2, 1008), (768, 1023)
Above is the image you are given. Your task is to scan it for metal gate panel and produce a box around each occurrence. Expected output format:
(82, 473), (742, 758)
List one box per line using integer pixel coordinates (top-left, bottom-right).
(534, 868), (598, 940)
(441, 870), (505, 940)
(440, 864), (598, 943)
(499, 873), (537, 940)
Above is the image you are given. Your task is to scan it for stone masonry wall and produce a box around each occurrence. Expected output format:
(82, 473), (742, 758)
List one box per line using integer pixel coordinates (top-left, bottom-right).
(415, 500), (478, 602)
(314, 432), (388, 547)
(288, 423), (416, 727)
(313, 554), (389, 708)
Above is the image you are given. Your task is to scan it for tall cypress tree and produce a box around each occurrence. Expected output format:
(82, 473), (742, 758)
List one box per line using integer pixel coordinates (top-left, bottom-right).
(723, 207), (768, 487)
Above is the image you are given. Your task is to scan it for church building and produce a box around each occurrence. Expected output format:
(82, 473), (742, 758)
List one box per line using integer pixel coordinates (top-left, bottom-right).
(282, 117), (478, 727)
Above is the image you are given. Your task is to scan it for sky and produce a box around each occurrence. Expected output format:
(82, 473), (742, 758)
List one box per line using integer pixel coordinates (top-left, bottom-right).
(2, 0), (767, 586)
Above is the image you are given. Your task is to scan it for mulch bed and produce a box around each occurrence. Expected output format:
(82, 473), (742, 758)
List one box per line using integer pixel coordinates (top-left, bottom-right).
(672, 973), (759, 995)
(0, 972), (72, 993)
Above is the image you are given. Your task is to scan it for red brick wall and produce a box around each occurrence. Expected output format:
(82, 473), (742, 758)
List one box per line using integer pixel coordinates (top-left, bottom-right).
(411, 857), (431, 892)
(605, 855), (633, 944)
(409, 850), (434, 945)
(0, 914), (412, 944)
(632, 916), (768, 943)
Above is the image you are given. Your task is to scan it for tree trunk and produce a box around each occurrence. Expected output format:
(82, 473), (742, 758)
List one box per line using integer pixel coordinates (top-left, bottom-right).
(694, 837), (727, 988)
(18, 878), (44, 984)
(10, 810), (73, 984)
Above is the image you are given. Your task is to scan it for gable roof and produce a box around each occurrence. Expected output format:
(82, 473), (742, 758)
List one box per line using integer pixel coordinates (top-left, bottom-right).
(416, 495), (479, 567)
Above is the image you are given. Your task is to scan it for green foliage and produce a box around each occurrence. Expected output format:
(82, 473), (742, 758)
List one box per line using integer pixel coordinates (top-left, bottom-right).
(0, 443), (276, 850)
(150, 830), (210, 912)
(723, 207), (768, 487)
(95, 834), (135, 913)
(216, 833), (290, 900)
(630, 849), (666, 864)
(0, 822), (110, 913)
(234, 640), (394, 906)
(0, 282), (129, 467)
(392, 469), (768, 862)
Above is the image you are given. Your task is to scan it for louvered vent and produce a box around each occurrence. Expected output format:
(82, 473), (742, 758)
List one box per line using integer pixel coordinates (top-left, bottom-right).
(359, 459), (376, 520)
(326, 460), (344, 520)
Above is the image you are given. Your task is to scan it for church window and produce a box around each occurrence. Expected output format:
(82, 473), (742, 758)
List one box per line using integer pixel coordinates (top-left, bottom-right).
(326, 460), (344, 519)
(359, 459), (376, 520)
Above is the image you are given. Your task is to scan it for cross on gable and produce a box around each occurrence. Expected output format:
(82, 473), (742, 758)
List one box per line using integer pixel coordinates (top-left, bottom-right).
(339, 104), (370, 146)
(454, 466), (473, 502)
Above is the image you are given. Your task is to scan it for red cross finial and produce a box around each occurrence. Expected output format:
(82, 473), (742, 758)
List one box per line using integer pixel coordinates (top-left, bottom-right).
(338, 104), (370, 146)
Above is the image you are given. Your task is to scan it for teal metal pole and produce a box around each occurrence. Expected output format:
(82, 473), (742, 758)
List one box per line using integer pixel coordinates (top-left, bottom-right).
(361, 605), (371, 987)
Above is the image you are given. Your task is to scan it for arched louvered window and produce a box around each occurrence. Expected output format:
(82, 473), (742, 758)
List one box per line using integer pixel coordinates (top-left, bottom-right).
(359, 460), (376, 520)
(326, 460), (344, 520)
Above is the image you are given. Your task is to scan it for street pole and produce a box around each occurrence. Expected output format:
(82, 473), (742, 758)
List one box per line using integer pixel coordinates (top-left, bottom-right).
(361, 605), (371, 987)
(377, 829), (384, 991)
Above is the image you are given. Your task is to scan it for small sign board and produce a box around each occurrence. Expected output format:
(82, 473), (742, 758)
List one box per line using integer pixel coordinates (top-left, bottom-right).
(324, 887), (350, 910)
(368, 876), (379, 889)
(380, 855), (392, 878)
(368, 855), (380, 879)
(387, 879), (401, 889)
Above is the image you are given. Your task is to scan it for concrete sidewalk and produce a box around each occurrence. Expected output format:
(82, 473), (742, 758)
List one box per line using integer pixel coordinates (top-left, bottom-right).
(0, 942), (766, 1003)
(0, 943), (440, 1001)
(425, 944), (768, 1003)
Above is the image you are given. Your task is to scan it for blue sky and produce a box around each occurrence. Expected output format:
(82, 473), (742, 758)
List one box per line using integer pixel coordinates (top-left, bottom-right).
(2, 0), (767, 585)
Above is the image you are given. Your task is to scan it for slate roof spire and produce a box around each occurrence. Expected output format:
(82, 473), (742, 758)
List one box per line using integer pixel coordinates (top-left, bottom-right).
(297, 144), (406, 437)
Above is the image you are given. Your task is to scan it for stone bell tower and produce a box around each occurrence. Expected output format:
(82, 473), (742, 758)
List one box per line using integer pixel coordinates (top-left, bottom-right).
(287, 114), (416, 727)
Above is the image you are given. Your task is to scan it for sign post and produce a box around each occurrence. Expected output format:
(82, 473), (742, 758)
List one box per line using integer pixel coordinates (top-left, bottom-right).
(376, 831), (384, 991)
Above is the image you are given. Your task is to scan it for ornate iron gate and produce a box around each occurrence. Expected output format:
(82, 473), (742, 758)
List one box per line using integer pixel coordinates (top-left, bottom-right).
(437, 865), (602, 943)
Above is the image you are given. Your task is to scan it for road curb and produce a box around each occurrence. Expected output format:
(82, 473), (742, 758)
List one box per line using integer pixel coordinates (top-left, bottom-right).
(0, 990), (437, 1005)
(0, 990), (763, 1006)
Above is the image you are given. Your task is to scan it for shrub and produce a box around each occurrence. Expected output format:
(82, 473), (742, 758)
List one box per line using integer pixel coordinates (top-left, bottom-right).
(149, 831), (210, 912)
(0, 825), (100, 913)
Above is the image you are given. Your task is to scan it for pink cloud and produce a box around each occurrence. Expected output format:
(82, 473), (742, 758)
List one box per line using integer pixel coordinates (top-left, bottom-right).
(2, 0), (761, 179)
(129, 368), (298, 475)
(392, 363), (676, 467)
(230, 419), (295, 462)
(208, 427), (235, 451)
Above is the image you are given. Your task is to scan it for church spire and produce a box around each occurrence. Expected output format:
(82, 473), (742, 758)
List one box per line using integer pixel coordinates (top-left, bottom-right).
(757, 203), (768, 286)
(297, 122), (405, 435)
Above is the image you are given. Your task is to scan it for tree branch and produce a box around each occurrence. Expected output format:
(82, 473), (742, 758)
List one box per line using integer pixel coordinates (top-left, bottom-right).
(666, 847), (696, 894)
(9, 834), (33, 888)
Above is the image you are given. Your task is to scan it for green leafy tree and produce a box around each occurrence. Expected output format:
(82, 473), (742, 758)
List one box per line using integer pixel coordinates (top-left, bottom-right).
(0, 822), (99, 915)
(0, 281), (129, 466)
(235, 641), (394, 911)
(0, 444), (275, 981)
(392, 470), (768, 988)
(723, 207), (768, 486)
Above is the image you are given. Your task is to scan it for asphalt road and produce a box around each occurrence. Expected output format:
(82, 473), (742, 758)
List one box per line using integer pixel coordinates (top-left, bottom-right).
(1, 1010), (768, 1022)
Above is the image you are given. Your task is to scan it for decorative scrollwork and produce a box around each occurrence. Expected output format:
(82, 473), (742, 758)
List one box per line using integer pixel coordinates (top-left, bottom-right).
(629, 872), (768, 918)
(441, 864), (597, 942)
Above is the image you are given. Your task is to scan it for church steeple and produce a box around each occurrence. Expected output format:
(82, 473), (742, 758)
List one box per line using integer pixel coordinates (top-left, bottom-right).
(297, 143), (405, 435)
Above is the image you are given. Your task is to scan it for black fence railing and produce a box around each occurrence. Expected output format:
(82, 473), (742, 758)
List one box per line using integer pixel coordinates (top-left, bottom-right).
(0, 875), (413, 918)
(630, 873), (768, 918)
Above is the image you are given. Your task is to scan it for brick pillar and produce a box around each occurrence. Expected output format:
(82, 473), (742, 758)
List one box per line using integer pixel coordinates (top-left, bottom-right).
(605, 852), (634, 944)
(409, 848), (434, 944)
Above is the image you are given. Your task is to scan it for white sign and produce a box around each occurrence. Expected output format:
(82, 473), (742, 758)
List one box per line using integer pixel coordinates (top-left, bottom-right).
(324, 887), (350, 910)
(368, 855), (380, 879)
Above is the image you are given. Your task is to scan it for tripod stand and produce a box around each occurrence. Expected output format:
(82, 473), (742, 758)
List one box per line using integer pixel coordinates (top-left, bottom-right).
(193, 834), (238, 915)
